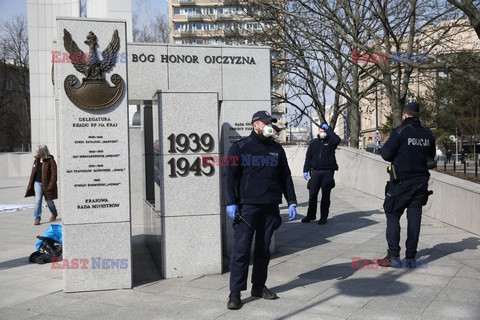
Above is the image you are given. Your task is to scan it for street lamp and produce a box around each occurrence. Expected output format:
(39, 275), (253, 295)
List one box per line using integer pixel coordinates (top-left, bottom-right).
(456, 127), (458, 163)
(375, 86), (380, 154)
(375, 85), (379, 132)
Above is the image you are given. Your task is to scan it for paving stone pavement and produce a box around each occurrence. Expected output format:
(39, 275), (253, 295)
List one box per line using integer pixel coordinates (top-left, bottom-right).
(1, 176), (480, 319)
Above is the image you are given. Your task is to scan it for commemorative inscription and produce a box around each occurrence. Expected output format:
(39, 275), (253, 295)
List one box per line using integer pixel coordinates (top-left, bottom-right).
(65, 116), (126, 211)
(131, 54), (256, 65)
(166, 132), (215, 178)
(228, 122), (252, 143)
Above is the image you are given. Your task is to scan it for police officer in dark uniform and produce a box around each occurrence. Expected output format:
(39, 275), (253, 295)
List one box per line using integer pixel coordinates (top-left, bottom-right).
(380, 102), (435, 267)
(302, 123), (341, 224)
(224, 110), (298, 310)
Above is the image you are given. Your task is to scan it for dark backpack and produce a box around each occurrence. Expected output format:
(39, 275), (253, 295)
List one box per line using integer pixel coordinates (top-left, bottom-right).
(29, 236), (62, 264)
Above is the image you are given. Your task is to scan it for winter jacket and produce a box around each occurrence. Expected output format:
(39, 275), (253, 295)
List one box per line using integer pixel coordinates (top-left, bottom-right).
(25, 156), (58, 200)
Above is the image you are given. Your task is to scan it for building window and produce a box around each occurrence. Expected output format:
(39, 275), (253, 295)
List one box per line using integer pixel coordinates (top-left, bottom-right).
(174, 8), (180, 15)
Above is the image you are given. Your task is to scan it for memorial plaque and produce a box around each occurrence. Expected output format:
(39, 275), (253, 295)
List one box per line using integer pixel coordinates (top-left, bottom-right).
(220, 100), (271, 154)
(57, 18), (131, 292)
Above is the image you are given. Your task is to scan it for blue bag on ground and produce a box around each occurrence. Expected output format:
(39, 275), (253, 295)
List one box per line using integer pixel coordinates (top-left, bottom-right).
(35, 224), (62, 250)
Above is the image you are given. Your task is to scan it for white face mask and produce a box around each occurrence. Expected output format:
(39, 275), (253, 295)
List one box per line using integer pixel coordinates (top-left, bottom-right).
(262, 124), (274, 138)
(319, 132), (327, 139)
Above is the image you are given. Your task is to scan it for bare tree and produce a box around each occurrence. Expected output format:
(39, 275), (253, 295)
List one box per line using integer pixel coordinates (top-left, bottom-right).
(132, 0), (169, 43)
(245, 0), (463, 148)
(243, 1), (382, 146)
(447, 0), (480, 38)
(0, 14), (30, 151)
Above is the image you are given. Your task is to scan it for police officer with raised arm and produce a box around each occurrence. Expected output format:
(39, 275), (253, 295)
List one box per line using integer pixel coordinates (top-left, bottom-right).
(302, 123), (341, 224)
(380, 102), (435, 267)
(224, 110), (297, 310)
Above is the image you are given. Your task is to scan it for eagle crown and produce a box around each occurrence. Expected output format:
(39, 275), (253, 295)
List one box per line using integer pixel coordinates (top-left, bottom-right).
(63, 29), (120, 82)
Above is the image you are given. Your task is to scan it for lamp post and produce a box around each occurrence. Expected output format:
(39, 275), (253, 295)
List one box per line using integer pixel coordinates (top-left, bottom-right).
(375, 86), (379, 153)
(456, 127), (458, 163)
(375, 85), (379, 133)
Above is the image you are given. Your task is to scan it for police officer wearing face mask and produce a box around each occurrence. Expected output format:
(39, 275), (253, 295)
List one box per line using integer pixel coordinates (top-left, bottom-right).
(379, 102), (435, 267)
(224, 110), (298, 310)
(302, 123), (341, 224)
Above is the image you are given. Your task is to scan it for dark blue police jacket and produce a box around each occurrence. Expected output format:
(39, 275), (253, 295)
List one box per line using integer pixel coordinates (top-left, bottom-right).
(303, 127), (341, 173)
(381, 117), (436, 181)
(223, 131), (297, 206)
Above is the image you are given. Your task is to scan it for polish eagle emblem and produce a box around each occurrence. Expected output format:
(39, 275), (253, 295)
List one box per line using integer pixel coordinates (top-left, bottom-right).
(63, 29), (124, 110)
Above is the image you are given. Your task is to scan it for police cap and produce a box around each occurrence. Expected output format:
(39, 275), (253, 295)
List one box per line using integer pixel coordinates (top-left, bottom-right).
(251, 110), (278, 123)
(404, 102), (420, 117)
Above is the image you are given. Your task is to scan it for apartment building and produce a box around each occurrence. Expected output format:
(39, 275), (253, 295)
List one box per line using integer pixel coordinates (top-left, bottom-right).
(168, 0), (287, 142)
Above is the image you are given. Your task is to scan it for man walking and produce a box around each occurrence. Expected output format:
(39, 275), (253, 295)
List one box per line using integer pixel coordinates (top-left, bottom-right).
(302, 123), (341, 224)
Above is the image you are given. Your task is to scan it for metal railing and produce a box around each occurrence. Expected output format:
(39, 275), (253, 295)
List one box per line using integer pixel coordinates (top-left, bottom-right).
(436, 154), (479, 177)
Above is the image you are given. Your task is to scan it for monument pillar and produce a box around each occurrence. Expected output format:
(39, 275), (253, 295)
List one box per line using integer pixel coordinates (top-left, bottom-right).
(56, 18), (131, 292)
(155, 91), (222, 278)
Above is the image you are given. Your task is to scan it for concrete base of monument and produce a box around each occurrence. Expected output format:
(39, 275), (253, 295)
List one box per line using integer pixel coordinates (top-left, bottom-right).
(62, 222), (132, 292)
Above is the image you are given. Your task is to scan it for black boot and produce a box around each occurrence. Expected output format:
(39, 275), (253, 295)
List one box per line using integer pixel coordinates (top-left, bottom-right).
(403, 258), (417, 269)
(317, 219), (327, 225)
(378, 250), (400, 267)
(227, 291), (242, 310)
(251, 285), (278, 300)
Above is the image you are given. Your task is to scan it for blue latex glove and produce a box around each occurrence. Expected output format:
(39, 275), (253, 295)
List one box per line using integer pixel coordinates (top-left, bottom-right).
(321, 123), (329, 130)
(303, 172), (309, 180)
(288, 205), (297, 221)
(226, 204), (237, 220)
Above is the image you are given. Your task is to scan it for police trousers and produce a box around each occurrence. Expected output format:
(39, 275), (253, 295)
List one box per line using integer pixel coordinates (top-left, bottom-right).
(383, 176), (429, 259)
(306, 170), (335, 221)
(229, 204), (282, 292)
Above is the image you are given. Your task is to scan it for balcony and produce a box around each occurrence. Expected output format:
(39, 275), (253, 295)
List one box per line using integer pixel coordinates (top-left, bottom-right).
(180, 30), (196, 36)
(217, 14), (233, 20)
(187, 14), (203, 21)
(178, 0), (195, 5)
(223, 0), (243, 5)
(224, 29), (241, 36)
(271, 102), (286, 114)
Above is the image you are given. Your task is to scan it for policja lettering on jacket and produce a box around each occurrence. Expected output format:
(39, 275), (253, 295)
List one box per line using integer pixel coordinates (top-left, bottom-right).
(407, 138), (430, 146)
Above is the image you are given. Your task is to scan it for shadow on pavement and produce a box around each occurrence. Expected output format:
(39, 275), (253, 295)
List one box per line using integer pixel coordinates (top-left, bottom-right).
(274, 209), (382, 258)
(417, 236), (480, 265)
(0, 257), (31, 270)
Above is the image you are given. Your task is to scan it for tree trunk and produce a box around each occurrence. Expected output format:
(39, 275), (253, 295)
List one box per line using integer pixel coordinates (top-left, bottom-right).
(348, 101), (361, 148)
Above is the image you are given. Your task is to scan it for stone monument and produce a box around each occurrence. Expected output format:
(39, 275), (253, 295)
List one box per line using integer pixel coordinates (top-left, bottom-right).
(155, 91), (221, 278)
(56, 18), (131, 292)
